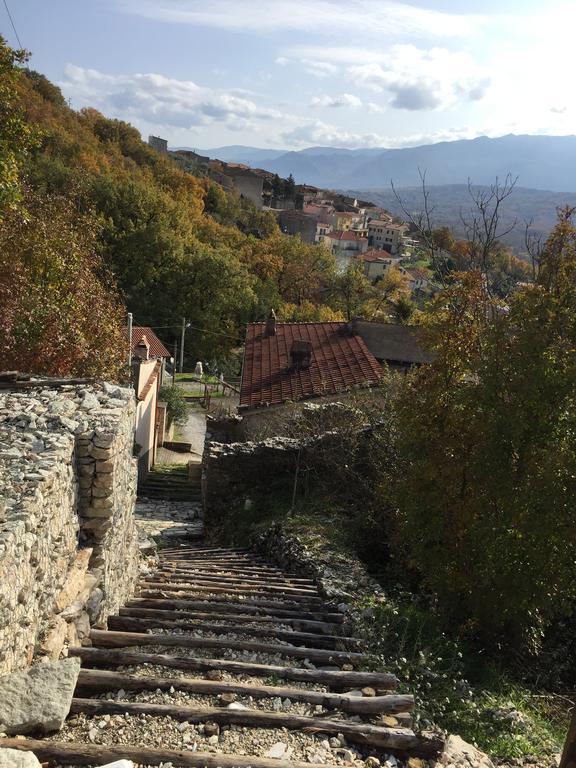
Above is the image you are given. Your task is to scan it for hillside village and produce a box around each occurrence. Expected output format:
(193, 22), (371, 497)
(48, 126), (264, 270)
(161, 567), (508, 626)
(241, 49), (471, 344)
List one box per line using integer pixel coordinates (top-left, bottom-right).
(0, 32), (575, 768)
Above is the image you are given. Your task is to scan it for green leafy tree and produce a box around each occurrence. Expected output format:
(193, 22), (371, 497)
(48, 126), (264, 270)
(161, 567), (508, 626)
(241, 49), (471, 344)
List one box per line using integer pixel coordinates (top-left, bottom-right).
(385, 211), (576, 651)
(0, 37), (37, 213)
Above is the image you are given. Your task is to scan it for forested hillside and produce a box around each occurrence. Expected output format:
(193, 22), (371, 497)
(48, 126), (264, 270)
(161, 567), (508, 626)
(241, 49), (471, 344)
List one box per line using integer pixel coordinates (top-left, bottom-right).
(0, 39), (344, 376)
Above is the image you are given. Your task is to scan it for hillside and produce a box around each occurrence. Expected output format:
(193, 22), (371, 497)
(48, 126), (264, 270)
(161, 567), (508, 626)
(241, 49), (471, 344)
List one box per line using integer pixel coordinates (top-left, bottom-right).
(199, 135), (576, 193)
(3, 60), (341, 372)
(348, 184), (576, 253)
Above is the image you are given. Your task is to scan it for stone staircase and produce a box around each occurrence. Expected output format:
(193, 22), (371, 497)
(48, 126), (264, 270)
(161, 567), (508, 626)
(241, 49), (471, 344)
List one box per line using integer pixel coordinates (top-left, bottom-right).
(138, 463), (202, 502)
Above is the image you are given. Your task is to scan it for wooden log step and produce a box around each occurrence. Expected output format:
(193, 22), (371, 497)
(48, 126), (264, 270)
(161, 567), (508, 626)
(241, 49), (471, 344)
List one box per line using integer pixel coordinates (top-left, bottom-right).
(159, 562), (316, 584)
(127, 597), (344, 623)
(71, 646), (398, 690)
(75, 668), (412, 715)
(156, 565), (317, 591)
(119, 606), (339, 634)
(109, 613), (358, 649)
(70, 698), (442, 754)
(162, 547), (251, 555)
(148, 574), (320, 596)
(0, 738), (326, 768)
(139, 581), (322, 601)
(153, 573), (319, 593)
(91, 629), (364, 664)
(136, 590), (327, 613)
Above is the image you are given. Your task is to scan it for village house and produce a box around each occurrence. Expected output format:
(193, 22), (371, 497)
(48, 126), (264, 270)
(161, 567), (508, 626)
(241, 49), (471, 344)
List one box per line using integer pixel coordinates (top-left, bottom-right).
(357, 250), (404, 282)
(325, 229), (368, 270)
(237, 314), (431, 437)
(130, 326), (171, 477)
(404, 267), (430, 293)
(277, 209), (317, 244)
(238, 315), (383, 436)
(367, 220), (408, 255)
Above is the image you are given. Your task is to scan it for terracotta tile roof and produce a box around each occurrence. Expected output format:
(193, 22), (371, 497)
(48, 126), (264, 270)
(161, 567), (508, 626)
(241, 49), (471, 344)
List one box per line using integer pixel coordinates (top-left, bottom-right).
(240, 322), (382, 410)
(359, 250), (402, 263)
(131, 327), (171, 359)
(325, 230), (365, 242)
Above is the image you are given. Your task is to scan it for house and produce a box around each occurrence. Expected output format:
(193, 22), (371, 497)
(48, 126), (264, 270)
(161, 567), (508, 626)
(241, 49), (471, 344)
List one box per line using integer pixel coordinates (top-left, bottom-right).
(239, 316), (383, 434)
(315, 222), (332, 243)
(130, 327), (171, 477)
(325, 230), (368, 271)
(367, 220), (408, 255)
(350, 319), (433, 369)
(303, 203), (335, 225)
(357, 250), (404, 282)
(404, 267), (430, 292)
(148, 135), (168, 152)
(278, 210), (317, 244)
(332, 211), (361, 231)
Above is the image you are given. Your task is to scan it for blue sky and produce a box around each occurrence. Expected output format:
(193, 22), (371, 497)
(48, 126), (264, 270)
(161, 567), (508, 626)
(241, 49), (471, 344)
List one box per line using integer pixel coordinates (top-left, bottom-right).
(5, 0), (575, 151)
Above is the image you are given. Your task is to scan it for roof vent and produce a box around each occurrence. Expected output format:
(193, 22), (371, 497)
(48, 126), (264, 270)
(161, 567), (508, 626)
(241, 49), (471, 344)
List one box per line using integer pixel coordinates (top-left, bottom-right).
(265, 308), (277, 336)
(290, 340), (312, 370)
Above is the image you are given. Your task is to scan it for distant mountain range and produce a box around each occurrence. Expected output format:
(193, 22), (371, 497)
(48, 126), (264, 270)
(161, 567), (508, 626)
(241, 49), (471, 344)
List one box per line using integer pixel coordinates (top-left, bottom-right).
(190, 135), (576, 194)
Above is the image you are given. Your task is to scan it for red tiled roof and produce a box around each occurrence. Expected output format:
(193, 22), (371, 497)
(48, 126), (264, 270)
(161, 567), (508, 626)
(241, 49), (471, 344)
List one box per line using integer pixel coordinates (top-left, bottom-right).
(240, 322), (382, 409)
(131, 326), (171, 359)
(325, 230), (365, 242)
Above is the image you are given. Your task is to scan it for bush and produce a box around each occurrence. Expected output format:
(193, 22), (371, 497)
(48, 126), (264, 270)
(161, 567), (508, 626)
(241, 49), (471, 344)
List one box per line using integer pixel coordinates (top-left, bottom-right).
(159, 385), (189, 426)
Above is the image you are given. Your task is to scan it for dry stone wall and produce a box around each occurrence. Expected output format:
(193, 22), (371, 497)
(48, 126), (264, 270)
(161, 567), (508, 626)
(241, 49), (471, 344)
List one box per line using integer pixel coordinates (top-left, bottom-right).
(0, 382), (139, 674)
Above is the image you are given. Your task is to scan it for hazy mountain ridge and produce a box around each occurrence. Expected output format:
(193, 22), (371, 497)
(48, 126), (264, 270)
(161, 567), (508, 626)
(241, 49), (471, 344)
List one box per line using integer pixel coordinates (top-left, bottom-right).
(193, 135), (576, 193)
(349, 184), (576, 253)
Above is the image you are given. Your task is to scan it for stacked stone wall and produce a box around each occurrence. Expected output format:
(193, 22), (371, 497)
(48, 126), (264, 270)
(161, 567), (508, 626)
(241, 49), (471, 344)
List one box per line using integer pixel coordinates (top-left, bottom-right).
(0, 382), (139, 674)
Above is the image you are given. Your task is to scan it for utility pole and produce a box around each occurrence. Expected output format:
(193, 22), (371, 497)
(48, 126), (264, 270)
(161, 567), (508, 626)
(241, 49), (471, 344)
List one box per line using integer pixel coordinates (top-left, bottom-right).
(172, 339), (177, 387)
(179, 317), (186, 374)
(127, 312), (133, 368)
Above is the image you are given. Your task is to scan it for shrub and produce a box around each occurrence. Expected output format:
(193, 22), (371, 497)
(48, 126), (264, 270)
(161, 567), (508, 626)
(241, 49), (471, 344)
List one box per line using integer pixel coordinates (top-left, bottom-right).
(159, 385), (189, 426)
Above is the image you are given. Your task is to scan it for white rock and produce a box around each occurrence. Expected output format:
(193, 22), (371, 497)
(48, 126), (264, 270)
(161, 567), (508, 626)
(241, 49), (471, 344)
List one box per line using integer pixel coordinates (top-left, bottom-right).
(265, 742), (288, 759)
(97, 761), (135, 768)
(226, 702), (247, 710)
(441, 735), (494, 768)
(0, 749), (42, 768)
(0, 658), (81, 735)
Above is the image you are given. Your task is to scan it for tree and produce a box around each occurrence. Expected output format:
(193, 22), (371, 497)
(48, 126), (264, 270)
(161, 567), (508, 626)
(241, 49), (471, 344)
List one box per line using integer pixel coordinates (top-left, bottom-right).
(384, 210), (576, 651)
(0, 190), (126, 379)
(0, 37), (37, 213)
(328, 262), (374, 320)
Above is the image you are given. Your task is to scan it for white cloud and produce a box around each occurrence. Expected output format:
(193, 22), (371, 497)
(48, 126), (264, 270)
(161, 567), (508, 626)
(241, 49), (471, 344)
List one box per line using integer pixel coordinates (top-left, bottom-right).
(60, 65), (281, 130)
(310, 93), (362, 109)
(281, 120), (390, 149)
(119, 0), (485, 38)
(347, 45), (490, 110)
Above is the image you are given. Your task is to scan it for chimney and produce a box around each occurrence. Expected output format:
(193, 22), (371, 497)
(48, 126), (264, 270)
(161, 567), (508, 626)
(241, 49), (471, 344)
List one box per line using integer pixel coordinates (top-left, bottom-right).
(265, 309), (277, 336)
(134, 334), (150, 360)
(290, 340), (312, 370)
(346, 317), (359, 335)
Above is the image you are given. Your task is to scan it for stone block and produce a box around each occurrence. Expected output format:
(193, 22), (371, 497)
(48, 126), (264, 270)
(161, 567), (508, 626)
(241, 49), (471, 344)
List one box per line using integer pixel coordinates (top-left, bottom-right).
(38, 617), (67, 661)
(0, 748), (42, 768)
(0, 657), (81, 734)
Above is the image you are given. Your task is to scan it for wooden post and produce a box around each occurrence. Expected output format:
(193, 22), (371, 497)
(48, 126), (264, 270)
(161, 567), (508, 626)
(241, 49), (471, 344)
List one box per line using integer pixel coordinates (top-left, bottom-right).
(560, 706), (576, 768)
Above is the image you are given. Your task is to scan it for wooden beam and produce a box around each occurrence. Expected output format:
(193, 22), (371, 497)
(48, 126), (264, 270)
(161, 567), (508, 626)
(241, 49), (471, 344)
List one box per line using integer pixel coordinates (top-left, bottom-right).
(108, 609), (360, 648)
(90, 629), (364, 664)
(145, 576), (319, 597)
(75, 668), (412, 715)
(70, 698), (442, 754)
(119, 605), (339, 633)
(128, 596), (343, 622)
(139, 581), (323, 601)
(69, 647), (397, 690)
(0, 738), (326, 768)
(113, 611), (353, 647)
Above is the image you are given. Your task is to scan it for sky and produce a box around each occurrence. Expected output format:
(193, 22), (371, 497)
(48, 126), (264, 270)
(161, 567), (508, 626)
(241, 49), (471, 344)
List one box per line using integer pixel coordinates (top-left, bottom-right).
(4, 0), (576, 152)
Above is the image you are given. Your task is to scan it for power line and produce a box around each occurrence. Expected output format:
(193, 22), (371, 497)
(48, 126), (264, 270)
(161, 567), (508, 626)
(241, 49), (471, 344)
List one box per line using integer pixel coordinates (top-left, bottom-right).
(137, 322), (240, 341)
(2, 0), (23, 49)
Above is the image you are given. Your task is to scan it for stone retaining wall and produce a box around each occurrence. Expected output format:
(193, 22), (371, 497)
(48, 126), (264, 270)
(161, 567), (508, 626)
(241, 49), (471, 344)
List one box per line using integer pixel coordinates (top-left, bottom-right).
(0, 382), (139, 674)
